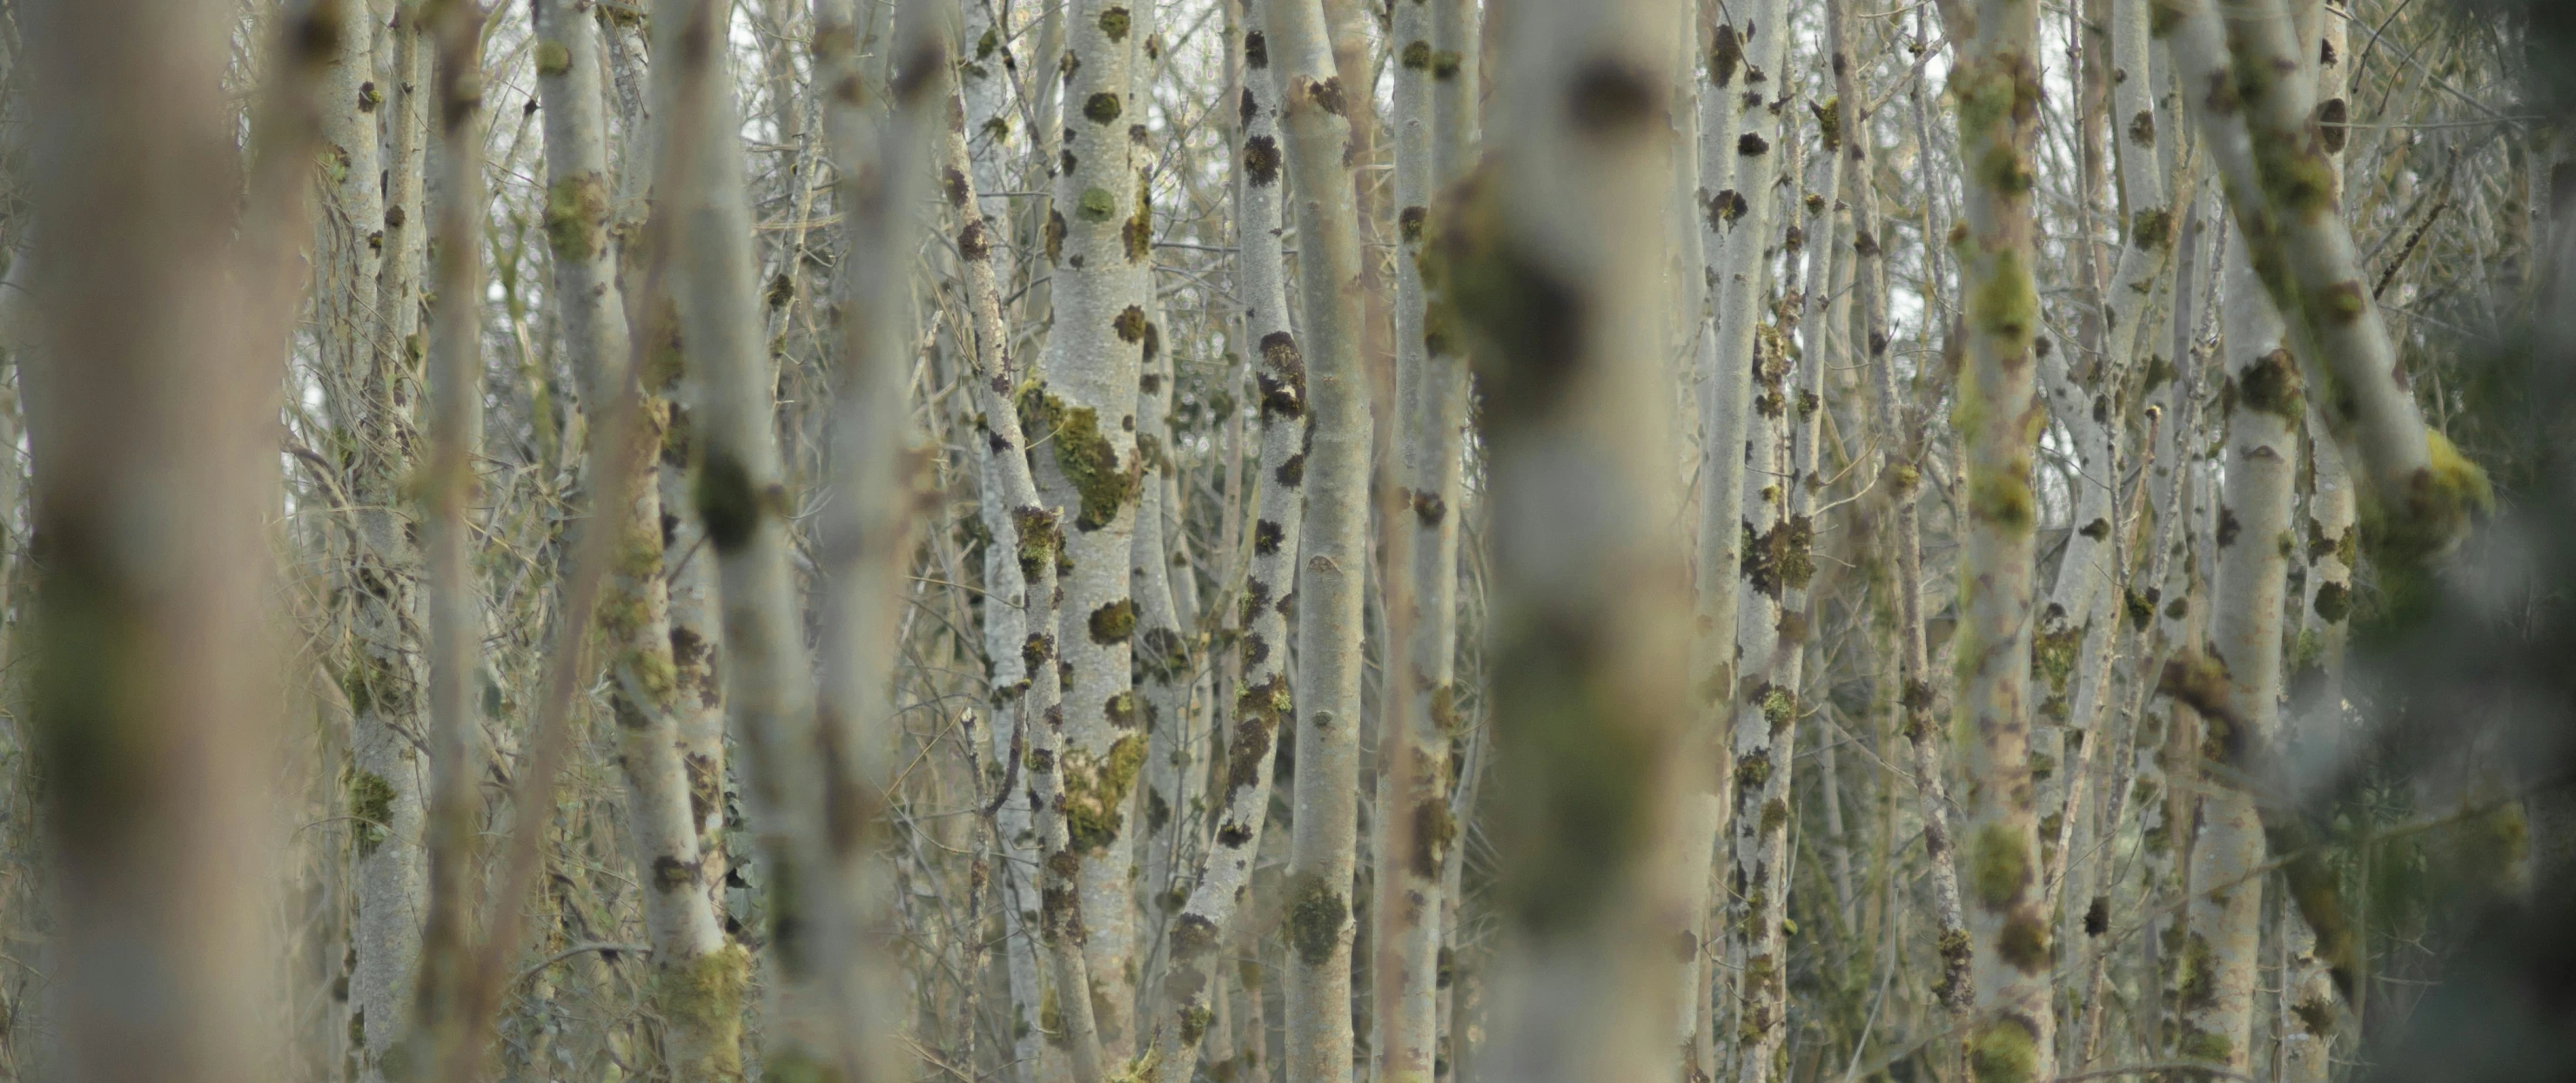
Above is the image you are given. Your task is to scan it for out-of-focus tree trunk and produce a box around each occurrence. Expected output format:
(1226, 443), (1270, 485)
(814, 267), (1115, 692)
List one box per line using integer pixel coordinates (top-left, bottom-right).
(1947, 0), (2056, 1079)
(652, 0), (828, 1071)
(18, 0), (334, 1078)
(411, 4), (492, 1076)
(810, 0), (943, 1078)
(2283, 10), (2354, 1080)
(1452, 0), (1692, 1080)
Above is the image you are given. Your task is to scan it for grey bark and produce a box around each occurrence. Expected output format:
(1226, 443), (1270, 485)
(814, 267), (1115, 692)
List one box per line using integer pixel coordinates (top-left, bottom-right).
(1260, 0), (1372, 1078)
(1949, 0), (2056, 1078)
(533, 1), (744, 1074)
(1460, 1), (1694, 1080)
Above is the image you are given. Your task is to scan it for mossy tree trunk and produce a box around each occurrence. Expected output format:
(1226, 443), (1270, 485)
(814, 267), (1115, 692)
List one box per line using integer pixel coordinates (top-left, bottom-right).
(1694, 0), (1785, 1062)
(1454, 0), (1693, 1080)
(1259, 0), (1371, 1079)
(1426, 10), (1479, 1082)
(1947, 0), (2056, 1079)
(533, 1), (745, 1075)
(650, 0), (833, 1072)
(2160, 0), (2483, 564)
(1836, 0), (1978, 1039)
(1137, 14), (1306, 1062)
(341, 4), (431, 1079)
(1035, 1), (1153, 1057)
(1372, 0), (1472, 1079)
(958, 3), (1056, 1066)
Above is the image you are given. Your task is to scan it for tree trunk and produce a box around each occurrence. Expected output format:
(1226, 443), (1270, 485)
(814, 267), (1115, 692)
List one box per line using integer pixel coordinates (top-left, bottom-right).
(1035, 1), (1153, 1057)
(1457, 1), (1692, 1080)
(653, 0), (829, 1070)
(1260, 0), (1372, 1079)
(18, 0), (331, 1078)
(2161, 0), (2480, 562)
(413, 6), (491, 1075)
(342, 4), (430, 1078)
(1948, 0), (2056, 1079)
(533, 2), (745, 1074)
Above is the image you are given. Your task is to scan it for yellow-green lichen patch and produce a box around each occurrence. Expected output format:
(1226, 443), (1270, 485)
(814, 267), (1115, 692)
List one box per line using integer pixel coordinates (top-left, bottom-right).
(2032, 621), (2081, 694)
(1967, 1017), (2040, 1083)
(350, 769), (397, 858)
(1759, 797), (1789, 834)
(1023, 393), (1143, 530)
(1741, 515), (1816, 600)
(544, 171), (611, 262)
(536, 40), (573, 78)
(1735, 750), (1773, 791)
(2176, 1028), (2232, 1066)
(1969, 821), (2032, 909)
(1063, 734), (1147, 851)
(2238, 347), (2304, 421)
(1970, 469), (2036, 533)
(1088, 598), (1137, 644)
(656, 944), (750, 1079)
(1997, 911), (2049, 972)
(1760, 684), (1797, 734)
(1411, 797), (1457, 879)
(1969, 247), (2041, 350)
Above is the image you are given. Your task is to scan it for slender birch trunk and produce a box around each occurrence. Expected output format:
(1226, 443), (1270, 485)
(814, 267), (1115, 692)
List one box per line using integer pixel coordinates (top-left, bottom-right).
(2159, 0), (2387, 1002)
(1137, 30), (1306, 1060)
(1258, 0), (1372, 1078)
(343, 4), (432, 1077)
(1373, 0), (1470, 1077)
(533, 2), (745, 1074)
(976, 434), (1056, 1083)
(1838, 0), (1975, 1026)
(929, 26), (1115, 1078)
(1948, 0), (2056, 1078)
(652, 0), (832, 1070)
(611, 3), (731, 911)
(2170, 215), (2300, 1074)
(1453, 0), (1691, 1080)
(1034, 1), (1153, 1054)
(1696, 0), (1785, 1061)
(1427, 15), (1480, 1081)
(1135, 293), (1197, 958)
(956, 12), (1053, 1078)
(18, 0), (328, 1077)
(1727, 104), (1830, 1083)
(2283, 11), (2353, 1077)
(2158, 0), (2482, 562)
(2177, 12), (2317, 1065)
(412, 6), (490, 1074)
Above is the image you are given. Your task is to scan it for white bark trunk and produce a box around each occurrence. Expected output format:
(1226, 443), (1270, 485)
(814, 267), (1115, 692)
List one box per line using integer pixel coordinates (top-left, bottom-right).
(1464, 1), (1693, 1080)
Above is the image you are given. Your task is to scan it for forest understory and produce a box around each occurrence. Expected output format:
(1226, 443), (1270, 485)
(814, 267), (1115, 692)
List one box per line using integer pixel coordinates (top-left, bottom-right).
(1, 0), (2575, 1081)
